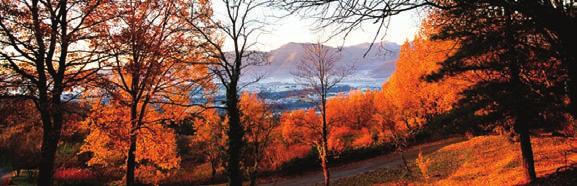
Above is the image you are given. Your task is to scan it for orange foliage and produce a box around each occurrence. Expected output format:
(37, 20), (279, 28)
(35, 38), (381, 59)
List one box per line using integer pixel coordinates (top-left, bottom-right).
(79, 101), (180, 185)
(240, 92), (275, 145)
(281, 109), (322, 146)
(263, 142), (311, 170)
(328, 90), (377, 130)
(192, 108), (226, 177)
(277, 31), (469, 158)
(383, 36), (466, 130)
(434, 136), (577, 185)
(239, 93), (276, 171)
(280, 103), (374, 154)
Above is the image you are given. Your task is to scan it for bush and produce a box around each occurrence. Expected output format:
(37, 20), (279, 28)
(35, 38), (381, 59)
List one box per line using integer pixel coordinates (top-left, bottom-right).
(53, 168), (100, 186)
(416, 150), (431, 180)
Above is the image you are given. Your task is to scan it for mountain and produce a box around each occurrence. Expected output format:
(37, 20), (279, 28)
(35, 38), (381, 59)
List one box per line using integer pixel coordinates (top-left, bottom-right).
(242, 42), (401, 87)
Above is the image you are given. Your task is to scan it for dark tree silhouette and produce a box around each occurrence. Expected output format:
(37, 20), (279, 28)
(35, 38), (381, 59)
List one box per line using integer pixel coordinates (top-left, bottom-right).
(0, 1), (107, 185)
(182, 0), (270, 185)
(425, 5), (567, 182)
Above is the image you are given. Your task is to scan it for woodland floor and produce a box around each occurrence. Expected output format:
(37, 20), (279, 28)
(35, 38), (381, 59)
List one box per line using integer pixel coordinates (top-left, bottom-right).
(258, 137), (465, 186)
(258, 135), (577, 186)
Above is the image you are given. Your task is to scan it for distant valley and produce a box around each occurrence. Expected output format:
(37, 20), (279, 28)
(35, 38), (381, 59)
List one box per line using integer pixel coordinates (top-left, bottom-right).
(227, 42), (402, 111)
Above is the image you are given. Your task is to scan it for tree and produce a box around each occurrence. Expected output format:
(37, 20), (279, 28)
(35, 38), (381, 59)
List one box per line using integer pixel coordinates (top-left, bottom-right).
(0, 1), (107, 184)
(326, 91), (378, 149)
(192, 109), (227, 181)
(291, 42), (351, 186)
(182, 0), (270, 184)
(239, 93), (276, 186)
(274, 0), (575, 71)
(277, 1), (574, 182)
(426, 6), (567, 182)
(327, 90), (376, 130)
(0, 100), (42, 173)
(79, 100), (181, 185)
(90, 0), (212, 185)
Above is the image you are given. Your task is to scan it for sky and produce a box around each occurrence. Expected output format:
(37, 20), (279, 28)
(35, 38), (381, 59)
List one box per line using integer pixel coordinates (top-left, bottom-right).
(212, 2), (423, 51)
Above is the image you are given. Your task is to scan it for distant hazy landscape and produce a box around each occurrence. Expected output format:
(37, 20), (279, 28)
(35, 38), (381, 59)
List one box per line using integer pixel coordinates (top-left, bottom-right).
(235, 42), (400, 111)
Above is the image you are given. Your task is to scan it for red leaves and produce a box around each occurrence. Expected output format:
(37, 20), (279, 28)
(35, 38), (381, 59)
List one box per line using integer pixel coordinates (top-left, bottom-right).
(53, 168), (96, 182)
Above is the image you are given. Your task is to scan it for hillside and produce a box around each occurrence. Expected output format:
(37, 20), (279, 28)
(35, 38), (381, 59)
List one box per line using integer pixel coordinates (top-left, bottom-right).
(332, 135), (577, 185)
(243, 42), (400, 84)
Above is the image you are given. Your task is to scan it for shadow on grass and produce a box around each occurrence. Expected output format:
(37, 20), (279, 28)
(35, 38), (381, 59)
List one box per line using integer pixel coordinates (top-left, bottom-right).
(531, 165), (577, 186)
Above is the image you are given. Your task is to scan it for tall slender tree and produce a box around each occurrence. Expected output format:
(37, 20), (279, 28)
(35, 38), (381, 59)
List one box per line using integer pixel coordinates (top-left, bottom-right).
(182, 0), (270, 184)
(292, 42), (351, 186)
(0, 1), (107, 185)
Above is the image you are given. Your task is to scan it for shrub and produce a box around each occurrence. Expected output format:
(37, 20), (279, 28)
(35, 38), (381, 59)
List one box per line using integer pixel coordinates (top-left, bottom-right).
(53, 168), (99, 186)
(416, 150), (432, 181)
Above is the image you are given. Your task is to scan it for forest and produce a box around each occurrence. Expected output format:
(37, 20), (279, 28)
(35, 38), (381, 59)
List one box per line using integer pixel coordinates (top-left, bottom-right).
(1, 0), (577, 186)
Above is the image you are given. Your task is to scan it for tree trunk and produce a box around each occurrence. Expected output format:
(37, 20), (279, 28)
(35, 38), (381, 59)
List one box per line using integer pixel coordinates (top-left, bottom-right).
(226, 85), (243, 186)
(211, 160), (217, 182)
(249, 146), (259, 186)
(400, 150), (411, 175)
(517, 122), (537, 183)
(126, 104), (139, 186)
(565, 60), (577, 117)
(126, 133), (138, 186)
(320, 149), (330, 186)
(507, 33), (537, 183)
(249, 170), (257, 186)
(320, 95), (330, 186)
(37, 120), (61, 186)
(37, 94), (63, 186)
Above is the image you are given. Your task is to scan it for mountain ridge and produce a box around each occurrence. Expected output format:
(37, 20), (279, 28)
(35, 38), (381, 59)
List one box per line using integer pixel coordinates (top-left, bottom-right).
(243, 41), (401, 85)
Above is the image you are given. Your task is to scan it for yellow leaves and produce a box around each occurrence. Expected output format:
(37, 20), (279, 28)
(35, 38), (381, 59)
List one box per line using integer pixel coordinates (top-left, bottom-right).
(429, 136), (575, 185)
(79, 101), (180, 185)
(194, 109), (226, 144)
(81, 127), (126, 167)
(416, 150), (432, 180)
(376, 36), (469, 136)
(239, 92), (274, 142)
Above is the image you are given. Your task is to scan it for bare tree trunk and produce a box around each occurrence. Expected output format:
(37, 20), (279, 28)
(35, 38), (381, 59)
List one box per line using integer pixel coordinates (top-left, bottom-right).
(320, 147), (330, 186)
(125, 134), (137, 186)
(400, 150), (411, 175)
(249, 169), (257, 186)
(249, 145), (259, 186)
(509, 56), (537, 183)
(37, 91), (63, 186)
(226, 83), (244, 186)
(37, 113), (62, 186)
(566, 61), (577, 117)
(126, 104), (138, 186)
(211, 159), (217, 182)
(321, 98), (330, 186)
(517, 120), (537, 182)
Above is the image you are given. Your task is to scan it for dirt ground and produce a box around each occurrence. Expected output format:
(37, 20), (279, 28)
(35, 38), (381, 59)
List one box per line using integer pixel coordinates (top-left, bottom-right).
(260, 137), (465, 186)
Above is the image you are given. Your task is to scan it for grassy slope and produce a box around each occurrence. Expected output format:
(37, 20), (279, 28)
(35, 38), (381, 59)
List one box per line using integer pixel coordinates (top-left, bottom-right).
(333, 135), (577, 186)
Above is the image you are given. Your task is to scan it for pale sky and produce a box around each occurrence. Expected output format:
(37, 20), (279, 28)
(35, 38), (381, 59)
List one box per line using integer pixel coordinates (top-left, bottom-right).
(212, 2), (423, 51)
